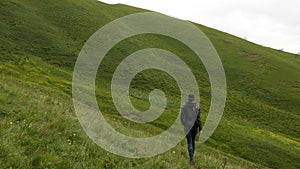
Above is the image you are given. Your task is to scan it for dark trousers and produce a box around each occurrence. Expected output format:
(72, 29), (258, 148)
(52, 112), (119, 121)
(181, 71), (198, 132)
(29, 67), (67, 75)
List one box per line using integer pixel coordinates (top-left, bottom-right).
(185, 127), (198, 161)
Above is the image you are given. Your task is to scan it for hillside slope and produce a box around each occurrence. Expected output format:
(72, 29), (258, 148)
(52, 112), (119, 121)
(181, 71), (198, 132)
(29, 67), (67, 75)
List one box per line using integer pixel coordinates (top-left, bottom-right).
(0, 0), (299, 168)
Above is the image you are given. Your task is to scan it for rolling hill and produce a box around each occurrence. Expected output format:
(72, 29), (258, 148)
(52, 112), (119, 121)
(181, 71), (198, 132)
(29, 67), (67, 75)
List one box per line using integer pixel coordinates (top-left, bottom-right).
(0, 0), (299, 168)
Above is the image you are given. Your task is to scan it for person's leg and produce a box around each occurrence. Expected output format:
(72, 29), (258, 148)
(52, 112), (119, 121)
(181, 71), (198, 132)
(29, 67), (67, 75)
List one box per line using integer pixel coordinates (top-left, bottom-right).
(191, 127), (198, 155)
(185, 130), (194, 161)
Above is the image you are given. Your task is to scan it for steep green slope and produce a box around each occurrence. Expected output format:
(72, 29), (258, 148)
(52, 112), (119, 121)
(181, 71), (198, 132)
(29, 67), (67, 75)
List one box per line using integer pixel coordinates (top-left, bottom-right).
(0, 0), (299, 168)
(0, 57), (265, 168)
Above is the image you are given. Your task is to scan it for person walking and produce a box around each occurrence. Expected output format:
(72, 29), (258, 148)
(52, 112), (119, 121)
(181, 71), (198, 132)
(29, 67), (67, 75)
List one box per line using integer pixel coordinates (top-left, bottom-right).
(180, 94), (202, 164)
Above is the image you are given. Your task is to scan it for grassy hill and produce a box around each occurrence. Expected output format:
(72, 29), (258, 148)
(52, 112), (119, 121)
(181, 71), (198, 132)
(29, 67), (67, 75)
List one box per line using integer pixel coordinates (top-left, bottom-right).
(0, 0), (299, 168)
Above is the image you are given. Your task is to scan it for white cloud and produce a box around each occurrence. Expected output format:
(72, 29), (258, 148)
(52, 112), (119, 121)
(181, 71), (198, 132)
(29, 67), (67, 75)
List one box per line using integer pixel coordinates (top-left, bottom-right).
(100, 0), (300, 54)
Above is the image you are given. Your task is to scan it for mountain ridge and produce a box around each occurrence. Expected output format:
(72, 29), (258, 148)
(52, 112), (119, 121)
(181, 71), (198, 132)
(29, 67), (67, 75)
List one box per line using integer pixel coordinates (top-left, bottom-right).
(0, 0), (299, 168)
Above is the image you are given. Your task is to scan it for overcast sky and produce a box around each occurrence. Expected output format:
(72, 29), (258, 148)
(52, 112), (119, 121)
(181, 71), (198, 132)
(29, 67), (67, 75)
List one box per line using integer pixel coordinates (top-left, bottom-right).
(100, 0), (300, 54)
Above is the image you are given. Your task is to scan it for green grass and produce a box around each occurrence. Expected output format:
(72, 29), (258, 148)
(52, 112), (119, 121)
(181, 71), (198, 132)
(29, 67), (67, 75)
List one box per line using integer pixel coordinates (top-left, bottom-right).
(0, 0), (299, 168)
(0, 58), (264, 169)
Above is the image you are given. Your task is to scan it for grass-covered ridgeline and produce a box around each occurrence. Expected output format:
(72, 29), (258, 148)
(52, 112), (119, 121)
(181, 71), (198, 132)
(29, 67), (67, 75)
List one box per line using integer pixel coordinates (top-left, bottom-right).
(0, 0), (299, 168)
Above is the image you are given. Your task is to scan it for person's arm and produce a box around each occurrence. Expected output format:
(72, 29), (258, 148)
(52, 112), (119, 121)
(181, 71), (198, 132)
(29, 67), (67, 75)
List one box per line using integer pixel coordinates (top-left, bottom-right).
(180, 106), (185, 125)
(197, 107), (202, 133)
